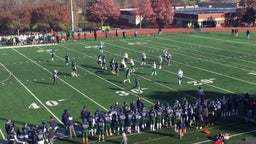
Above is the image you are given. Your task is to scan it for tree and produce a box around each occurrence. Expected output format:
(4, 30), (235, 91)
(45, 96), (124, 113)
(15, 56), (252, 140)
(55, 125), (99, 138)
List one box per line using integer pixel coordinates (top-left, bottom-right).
(238, 0), (256, 26)
(31, 2), (71, 31)
(12, 4), (34, 34)
(86, 0), (120, 28)
(151, 0), (174, 28)
(130, 0), (154, 29)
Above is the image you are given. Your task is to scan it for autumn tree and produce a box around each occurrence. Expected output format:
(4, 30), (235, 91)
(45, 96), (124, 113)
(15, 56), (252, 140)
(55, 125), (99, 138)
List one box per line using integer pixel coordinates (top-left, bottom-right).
(151, 0), (174, 28)
(238, 0), (256, 26)
(86, 0), (120, 28)
(31, 2), (71, 31)
(12, 4), (34, 34)
(130, 0), (154, 29)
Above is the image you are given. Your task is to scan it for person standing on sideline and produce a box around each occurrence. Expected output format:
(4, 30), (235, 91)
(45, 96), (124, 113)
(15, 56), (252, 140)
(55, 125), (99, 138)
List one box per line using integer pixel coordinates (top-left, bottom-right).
(67, 116), (77, 139)
(246, 29), (250, 39)
(196, 86), (205, 100)
(115, 30), (118, 37)
(177, 69), (183, 86)
(151, 61), (157, 76)
(52, 70), (58, 85)
(122, 31), (126, 38)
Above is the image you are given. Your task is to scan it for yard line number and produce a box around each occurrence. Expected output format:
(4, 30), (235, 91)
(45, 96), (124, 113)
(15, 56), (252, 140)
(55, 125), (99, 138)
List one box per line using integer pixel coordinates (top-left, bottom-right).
(116, 88), (148, 96)
(187, 78), (215, 86)
(28, 99), (67, 109)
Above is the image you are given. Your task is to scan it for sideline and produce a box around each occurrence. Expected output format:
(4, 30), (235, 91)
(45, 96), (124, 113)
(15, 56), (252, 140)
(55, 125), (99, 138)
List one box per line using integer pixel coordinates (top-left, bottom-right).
(0, 43), (57, 49)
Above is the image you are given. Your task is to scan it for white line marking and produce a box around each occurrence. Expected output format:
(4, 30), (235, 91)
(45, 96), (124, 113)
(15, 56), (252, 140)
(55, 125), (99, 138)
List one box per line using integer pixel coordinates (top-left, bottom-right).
(0, 128), (6, 140)
(0, 63), (63, 124)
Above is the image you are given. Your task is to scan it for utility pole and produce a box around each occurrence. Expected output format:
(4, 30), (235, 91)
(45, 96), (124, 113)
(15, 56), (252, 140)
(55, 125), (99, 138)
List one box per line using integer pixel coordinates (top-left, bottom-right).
(70, 0), (74, 32)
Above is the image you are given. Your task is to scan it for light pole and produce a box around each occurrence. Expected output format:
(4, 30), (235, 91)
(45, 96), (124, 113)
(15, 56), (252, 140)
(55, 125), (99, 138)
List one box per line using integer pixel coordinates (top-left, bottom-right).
(70, 0), (74, 32)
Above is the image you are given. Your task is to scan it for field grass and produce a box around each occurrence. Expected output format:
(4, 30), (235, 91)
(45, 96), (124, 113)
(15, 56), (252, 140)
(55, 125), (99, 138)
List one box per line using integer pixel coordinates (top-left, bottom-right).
(1, 31), (256, 144)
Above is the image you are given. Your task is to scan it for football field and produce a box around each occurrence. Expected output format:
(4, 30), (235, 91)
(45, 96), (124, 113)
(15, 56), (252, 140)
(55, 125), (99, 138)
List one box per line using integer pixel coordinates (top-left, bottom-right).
(1, 31), (256, 144)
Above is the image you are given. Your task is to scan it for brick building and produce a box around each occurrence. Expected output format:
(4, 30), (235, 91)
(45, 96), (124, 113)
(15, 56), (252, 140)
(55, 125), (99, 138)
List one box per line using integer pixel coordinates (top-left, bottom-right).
(173, 2), (238, 28)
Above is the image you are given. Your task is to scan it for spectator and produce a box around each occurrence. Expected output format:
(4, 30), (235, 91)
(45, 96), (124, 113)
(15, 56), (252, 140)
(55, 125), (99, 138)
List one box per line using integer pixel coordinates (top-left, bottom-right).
(5, 120), (11, 134)
(115, 30), (118, 37)
(81, 106), (90, 122)
(196, 86), (205, 100)
(137, 97), (145, 112)
(49, 116), (58, 132)
(122, 31), (126, 38)
(67, 116), (76, 139)
(61, 109), (70, 134)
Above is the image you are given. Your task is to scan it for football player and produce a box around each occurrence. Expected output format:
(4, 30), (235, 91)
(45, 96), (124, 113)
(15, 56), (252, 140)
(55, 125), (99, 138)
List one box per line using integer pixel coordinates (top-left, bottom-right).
(123, 69), (131, 83)
(178, 69), (183, 86)
(151, 61), (157, 76)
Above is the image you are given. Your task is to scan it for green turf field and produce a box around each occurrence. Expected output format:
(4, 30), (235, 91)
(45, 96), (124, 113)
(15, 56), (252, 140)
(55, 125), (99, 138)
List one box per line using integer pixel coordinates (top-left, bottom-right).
(1, 31), (256, 144)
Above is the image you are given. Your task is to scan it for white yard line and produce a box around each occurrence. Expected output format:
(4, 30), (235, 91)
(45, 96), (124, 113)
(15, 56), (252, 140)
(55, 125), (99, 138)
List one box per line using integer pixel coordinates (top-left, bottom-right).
(11, 48), (109, 111)
(0, 43), (56, 49)
(0, 63), (63, 124)
(0, 128), (6, 140)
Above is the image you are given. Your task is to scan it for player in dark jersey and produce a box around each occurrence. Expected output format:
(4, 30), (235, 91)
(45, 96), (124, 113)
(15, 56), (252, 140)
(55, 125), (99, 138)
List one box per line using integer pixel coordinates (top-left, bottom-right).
(97, 118), (105, 142)
(65, 53), (70, 66)
(50, 49), (55, 61)
(82, 120), (89, 144)
(118, 112), (126, 135)
(133, 110), (141, 133)
(134, 74), (140, 90)
(104, 113), (113, 136)
(126, 110), (134, 134)
(123, 69), (131, 83)
(149, 107), (157, 131)
(71, 61), (78, 77)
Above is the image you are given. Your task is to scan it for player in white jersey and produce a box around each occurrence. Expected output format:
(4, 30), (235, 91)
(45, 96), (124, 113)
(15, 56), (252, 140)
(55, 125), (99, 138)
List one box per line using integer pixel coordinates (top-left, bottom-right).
(140, 52), (147, 65)
(99, 41), (104, 54)
(158, 55), (163, 69)
(120, 59), (127, 70)
(130, 59), (135, 72)
(177, 69), (183, 85)
(52, 70), (58, 84)
(124, 52), (129, 64)
(151, 61), (157, 76)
